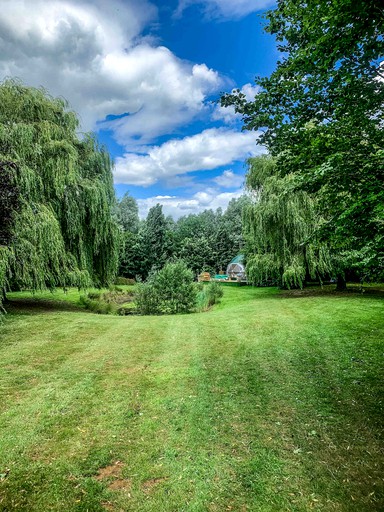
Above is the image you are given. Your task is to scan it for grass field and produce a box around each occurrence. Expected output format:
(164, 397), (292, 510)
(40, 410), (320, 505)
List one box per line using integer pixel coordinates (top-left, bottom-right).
(0, 286), (383, 511)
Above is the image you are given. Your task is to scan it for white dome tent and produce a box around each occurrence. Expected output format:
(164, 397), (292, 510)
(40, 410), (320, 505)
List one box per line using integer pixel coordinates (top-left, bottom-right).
(226, 255), (246, 281)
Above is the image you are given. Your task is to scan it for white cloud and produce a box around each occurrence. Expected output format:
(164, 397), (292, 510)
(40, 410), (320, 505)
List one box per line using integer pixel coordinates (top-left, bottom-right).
(0, 0), (268, 195)
(212, 82), (260, 123)
(213, 169), (244, 188)
(100, 57), (221, 147)
(137, 188), (243, 219)
(114, 128), (265, 185)
(175, 0), (276, 20)
(212, 103), (240, 124)
(241, 83), (261, 101)
(0, 0), (222, 139)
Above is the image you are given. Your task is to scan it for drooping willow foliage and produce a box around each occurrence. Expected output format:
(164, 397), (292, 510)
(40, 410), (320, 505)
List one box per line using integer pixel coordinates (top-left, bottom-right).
(0, 79), (120, 307)
(244, 155), (334, 289)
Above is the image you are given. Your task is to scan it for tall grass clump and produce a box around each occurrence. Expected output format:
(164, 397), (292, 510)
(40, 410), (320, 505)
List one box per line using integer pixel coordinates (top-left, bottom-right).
(79, 287), (134, 314)
(79, 295), (116, 314)
(196, 281), (224, 312)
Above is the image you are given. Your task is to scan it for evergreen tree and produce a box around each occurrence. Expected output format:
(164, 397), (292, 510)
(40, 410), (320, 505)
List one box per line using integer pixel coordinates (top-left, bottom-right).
(139, 204), (168, 279)
(116, 192), (139, 234)
(214, 196), (249, 271)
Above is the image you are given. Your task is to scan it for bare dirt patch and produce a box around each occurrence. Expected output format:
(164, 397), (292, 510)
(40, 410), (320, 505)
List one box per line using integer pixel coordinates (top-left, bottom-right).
(142, 477), (168, 493)
(95, 462), (133, 493)
(101, 502), (115, 511)
(95, 461), (124, 481)
(108, 479), (132, 491)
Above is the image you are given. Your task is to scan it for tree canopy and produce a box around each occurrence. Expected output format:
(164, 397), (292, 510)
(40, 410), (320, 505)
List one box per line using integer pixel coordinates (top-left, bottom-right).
(0, 79), (120, 305)
(222, 0), (384, 280)
(244, 156), (333, 288)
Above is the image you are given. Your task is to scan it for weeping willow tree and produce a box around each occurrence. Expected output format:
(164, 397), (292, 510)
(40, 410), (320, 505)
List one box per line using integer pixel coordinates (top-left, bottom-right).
(244, 155), (334, 289)
(0, 79), (120, 308)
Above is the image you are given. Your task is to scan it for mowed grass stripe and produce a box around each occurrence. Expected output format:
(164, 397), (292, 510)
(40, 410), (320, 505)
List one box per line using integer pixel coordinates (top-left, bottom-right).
(0, 287), (383, 511)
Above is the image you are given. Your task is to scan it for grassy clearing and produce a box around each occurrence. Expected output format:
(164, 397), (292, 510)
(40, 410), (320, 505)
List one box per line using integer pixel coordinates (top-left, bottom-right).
(0, 286), (383, 511)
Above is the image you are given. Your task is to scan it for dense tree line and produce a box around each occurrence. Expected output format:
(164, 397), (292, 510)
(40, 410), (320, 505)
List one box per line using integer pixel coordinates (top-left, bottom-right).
(117, 193), (248, 280)
(222, 0), (384, 287)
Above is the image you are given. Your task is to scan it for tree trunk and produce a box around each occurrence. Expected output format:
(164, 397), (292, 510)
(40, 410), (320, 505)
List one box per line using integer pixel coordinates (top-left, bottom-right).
(336, 274), (347, 291)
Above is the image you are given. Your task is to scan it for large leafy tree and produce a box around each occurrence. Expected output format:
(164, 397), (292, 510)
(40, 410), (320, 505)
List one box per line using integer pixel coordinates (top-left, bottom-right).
(174, 210), (218, 274)
(118, 231), (144, 279)
(222, 0), (384, 279)
(244, 156), (334, 289)
(178, 235), (214, 276)
(0, 79), (120, 304)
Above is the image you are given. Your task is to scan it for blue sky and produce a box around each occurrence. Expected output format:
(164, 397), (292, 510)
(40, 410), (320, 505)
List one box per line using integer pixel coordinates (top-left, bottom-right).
(0, 0), (278, 217)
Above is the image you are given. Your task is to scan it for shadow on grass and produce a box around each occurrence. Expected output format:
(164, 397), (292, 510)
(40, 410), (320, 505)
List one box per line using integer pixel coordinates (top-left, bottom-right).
(279, 284), (384, 300)
(234, 284), (384, 304)
(5, 297), (87, 315)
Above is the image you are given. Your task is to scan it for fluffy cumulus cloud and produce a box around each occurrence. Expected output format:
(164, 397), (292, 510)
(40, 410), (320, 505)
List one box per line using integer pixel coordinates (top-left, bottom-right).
(0, 0), (221, 136)
(0, 0), (267, 217)
(114, 128), (265, 185)
(137, 188), (243, 219)
(213, 169), (243, 188)
(100, 59), (221, 147)
(175, 0), (276, 20)
(212, 82), (260, 123)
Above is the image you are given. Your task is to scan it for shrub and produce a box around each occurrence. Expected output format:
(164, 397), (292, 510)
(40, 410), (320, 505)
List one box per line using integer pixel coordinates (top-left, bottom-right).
(207, 281), (224, 305)
(135, 283), (160, 315)
(135, 261), (196, 315)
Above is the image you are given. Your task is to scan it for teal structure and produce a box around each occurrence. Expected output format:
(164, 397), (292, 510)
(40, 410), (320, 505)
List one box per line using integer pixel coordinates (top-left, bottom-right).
(226, 255), (246, 281)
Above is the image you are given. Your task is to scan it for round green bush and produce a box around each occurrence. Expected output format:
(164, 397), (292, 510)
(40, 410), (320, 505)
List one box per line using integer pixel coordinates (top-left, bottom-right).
(135, 261), (196, 315)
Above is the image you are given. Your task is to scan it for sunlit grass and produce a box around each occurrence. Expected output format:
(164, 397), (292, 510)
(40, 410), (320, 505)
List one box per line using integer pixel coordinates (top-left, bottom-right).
(0, 286), (383, 511)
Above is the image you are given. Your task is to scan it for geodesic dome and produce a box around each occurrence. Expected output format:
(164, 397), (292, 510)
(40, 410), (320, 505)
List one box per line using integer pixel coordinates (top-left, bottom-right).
(226, 255), (246, 281)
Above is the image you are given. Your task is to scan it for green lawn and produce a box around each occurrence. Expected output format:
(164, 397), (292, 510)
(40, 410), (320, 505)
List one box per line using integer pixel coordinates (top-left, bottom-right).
(0, 286), (383, 511)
